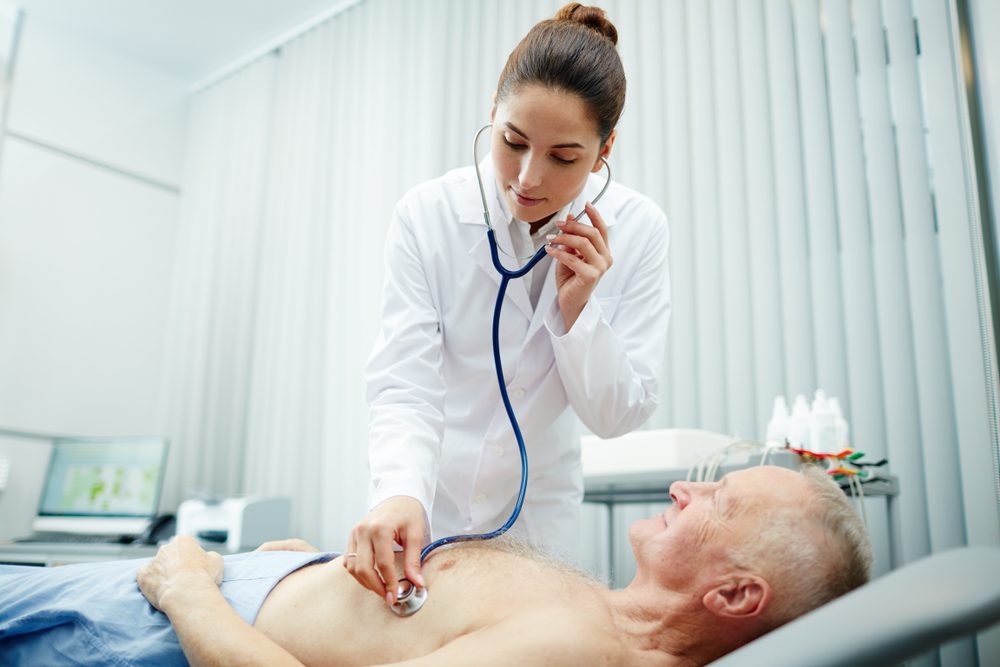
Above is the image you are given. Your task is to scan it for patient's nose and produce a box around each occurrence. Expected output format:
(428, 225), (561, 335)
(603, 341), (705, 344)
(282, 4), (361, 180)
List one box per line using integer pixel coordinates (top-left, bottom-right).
(669, 482), (690, 509)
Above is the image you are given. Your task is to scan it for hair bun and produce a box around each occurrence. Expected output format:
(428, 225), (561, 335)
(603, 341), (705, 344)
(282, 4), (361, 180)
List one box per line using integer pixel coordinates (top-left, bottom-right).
(554, 3), (618, 45)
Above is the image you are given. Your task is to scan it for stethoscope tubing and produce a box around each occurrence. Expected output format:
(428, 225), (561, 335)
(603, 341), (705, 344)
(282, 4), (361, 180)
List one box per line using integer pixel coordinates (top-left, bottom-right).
(417, 256), (536, 562)
(417, 125), (611, 564)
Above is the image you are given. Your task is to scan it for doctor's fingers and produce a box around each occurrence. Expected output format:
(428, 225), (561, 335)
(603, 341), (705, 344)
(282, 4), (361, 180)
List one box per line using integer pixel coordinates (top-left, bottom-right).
(344, 525), (382, 592)
(344, 530), (358, 569)
(583, 202), (608, 245)
(583, 203), (609, 241)
(548, 231), (611, 271)
(565, 203), (611, 248)
(343, 530), (369, 585)
(554, 220), (611, 265)
(372, 527), (401, 604)
(351, 534), (392, 599)
(546, 244), (606, 284)
(401, 533), (426, 589)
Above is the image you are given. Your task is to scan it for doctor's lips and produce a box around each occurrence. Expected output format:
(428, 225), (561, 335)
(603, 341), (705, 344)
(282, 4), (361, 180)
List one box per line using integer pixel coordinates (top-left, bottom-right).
(511, 188), (545, 207)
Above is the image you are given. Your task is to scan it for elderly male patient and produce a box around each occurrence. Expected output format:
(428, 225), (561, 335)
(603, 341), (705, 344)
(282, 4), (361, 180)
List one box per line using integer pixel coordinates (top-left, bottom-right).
(0, 465), (872, 666)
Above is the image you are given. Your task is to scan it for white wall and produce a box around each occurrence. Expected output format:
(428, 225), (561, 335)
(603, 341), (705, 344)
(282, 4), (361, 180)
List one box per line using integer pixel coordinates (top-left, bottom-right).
(0, 14), (187, 436)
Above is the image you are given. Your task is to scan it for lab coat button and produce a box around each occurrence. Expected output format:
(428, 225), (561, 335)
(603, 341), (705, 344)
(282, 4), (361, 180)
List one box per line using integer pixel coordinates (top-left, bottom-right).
(512, 388), (526, 399)
(474, 493), (487, 503)
(494, 446), (505, 457)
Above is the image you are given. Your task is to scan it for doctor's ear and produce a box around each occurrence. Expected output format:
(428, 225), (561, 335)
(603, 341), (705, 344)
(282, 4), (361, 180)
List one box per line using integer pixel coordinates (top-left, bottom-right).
(702, 575), (771, 619)
(594, 130), (616, 172)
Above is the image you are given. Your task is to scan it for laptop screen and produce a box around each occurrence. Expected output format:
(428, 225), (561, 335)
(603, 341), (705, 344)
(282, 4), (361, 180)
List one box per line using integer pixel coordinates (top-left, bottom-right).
(37, 437), (168, 522)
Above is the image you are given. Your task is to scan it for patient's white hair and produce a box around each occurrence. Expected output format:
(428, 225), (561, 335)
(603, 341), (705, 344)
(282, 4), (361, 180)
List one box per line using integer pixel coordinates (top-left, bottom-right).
(729, 464), (874, 628)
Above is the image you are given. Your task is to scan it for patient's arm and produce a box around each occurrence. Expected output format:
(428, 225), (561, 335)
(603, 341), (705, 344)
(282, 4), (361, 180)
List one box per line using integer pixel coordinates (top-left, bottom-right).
(138, 536), (305, 667)
(156, 576), (305, 666)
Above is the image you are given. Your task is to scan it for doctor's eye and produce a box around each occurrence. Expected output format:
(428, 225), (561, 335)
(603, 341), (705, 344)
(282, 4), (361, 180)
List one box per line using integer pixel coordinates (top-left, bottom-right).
(551, 154), (577, 166)
(502, 136), (527, 151)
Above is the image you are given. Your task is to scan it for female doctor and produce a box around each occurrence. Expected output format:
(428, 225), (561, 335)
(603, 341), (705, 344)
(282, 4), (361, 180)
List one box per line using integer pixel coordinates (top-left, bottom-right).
(347, 3), (671, 606)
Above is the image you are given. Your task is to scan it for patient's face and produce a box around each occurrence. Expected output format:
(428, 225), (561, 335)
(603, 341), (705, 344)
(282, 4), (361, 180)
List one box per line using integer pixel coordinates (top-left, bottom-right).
(628, 466), (813, 588)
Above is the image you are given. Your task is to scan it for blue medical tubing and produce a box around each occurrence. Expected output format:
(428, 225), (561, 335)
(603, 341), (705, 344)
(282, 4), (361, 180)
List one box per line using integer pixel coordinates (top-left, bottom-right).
(414, 123), (609, 567)
(419, 233), (547, 563)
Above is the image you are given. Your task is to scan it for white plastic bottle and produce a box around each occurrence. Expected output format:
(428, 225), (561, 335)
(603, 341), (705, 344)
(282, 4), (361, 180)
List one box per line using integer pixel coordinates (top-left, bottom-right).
(765, 396), (790, 445)
(787, 395), (811, 449)
(810, 390), (838, 454)
(829, 397), (850, 450)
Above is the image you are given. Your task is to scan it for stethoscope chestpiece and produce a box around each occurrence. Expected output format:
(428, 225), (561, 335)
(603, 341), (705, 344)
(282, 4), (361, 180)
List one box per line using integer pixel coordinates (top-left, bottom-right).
(389, 577), (428, 617)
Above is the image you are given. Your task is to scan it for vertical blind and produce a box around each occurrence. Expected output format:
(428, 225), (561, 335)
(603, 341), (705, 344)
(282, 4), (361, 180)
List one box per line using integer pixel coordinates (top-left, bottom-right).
(159, 1), (999, 661)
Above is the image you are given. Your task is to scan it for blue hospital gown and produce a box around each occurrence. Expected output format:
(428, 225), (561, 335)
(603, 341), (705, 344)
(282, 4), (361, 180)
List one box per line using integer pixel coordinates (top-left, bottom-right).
(0, 550), (335, 666)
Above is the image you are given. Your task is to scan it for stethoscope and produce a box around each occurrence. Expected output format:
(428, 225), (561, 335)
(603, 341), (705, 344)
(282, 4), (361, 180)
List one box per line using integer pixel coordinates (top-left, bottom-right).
(388, 124), (612, 617)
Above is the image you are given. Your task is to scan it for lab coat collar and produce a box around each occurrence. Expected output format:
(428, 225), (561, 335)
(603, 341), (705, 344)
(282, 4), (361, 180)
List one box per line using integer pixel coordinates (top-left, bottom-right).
(460, 155), (617, 324)
(461, 157), (530, 319)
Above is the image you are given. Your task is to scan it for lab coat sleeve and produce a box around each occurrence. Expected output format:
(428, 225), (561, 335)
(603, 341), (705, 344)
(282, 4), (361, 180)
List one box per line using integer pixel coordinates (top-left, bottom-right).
(545, 208), (670, 438)
(365, 200), (446, 520)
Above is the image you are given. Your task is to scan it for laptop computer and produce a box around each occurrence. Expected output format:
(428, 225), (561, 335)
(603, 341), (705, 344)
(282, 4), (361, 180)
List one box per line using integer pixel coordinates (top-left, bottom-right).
(17, 436), (169, 542)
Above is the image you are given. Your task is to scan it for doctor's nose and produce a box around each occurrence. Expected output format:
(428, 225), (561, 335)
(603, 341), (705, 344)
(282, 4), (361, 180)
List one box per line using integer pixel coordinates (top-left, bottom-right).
(518, 157), (544, 190)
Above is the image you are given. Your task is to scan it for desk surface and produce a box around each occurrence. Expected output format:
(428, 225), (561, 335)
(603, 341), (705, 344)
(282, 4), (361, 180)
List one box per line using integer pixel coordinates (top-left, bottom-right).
(0, 541), (160, 566)
(0, 540), (243, 567)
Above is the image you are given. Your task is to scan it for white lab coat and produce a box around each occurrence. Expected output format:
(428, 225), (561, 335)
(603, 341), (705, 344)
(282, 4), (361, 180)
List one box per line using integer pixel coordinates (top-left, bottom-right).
(365, 157), (670, 557)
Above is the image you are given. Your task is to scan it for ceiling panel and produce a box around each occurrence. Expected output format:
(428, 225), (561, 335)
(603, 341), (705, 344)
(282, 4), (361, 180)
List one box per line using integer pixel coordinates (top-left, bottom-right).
(8, 0), (349, 82)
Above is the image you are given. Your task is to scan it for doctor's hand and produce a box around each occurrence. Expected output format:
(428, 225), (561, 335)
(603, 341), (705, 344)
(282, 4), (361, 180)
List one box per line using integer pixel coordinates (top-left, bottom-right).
(346, 495), (428, 607)
(546, 202), (613, 331)
(137, 535), (224, 613)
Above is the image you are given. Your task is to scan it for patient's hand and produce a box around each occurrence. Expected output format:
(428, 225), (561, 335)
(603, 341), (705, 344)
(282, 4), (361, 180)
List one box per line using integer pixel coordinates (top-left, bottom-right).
(256, 538), (321, 553)
(254, 537), (319, 553)
(137, 535), (224, 612)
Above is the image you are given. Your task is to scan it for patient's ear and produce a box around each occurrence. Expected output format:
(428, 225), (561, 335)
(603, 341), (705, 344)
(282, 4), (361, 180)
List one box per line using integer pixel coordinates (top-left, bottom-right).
(703, 575), (771, 619)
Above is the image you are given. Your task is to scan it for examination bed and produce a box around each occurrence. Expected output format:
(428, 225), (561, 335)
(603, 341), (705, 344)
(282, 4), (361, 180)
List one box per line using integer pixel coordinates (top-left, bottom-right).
(709, 546), (1000, 666)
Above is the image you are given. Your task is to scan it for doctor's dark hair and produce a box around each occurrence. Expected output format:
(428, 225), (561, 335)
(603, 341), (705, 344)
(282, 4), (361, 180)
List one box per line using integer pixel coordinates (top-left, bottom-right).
(496, 3), (625, 143)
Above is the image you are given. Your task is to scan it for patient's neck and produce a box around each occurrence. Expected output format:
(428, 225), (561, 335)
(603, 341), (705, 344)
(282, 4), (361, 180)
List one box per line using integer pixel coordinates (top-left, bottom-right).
(603, 586), (748, 666)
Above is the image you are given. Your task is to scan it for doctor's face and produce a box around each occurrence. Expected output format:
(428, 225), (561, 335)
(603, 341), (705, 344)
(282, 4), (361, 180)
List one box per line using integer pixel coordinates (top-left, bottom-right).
(490, 84), (613, 224)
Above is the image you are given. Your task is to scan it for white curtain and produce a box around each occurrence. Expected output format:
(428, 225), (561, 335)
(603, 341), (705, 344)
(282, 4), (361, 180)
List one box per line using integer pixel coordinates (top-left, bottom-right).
(159, 2), (999, 661)
(158, 0), (551, 546)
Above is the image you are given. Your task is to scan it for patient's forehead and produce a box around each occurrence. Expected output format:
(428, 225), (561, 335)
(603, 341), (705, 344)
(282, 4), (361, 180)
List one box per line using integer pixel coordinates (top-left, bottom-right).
(725, 466), (811, 505)
(729, 465), (800, 483)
